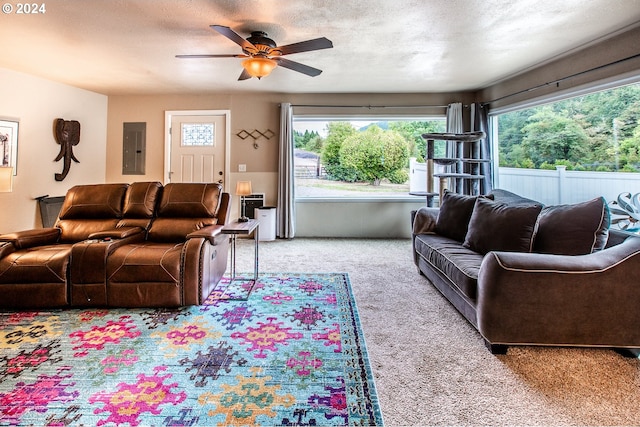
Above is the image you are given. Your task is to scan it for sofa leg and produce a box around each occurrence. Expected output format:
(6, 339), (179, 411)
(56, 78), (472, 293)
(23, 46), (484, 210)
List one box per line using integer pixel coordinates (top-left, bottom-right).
(485, 340), (508, 355)
(613, 348), (640, 358)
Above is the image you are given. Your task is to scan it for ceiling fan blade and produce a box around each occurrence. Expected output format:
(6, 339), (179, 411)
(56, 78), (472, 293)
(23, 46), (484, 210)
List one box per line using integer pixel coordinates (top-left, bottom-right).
(238, 69), (252, 81)
(276, 37), (333, 56)
(211, 25), (258, 54)
(175, 54), (247, 58)
(275, 58), (322, 77)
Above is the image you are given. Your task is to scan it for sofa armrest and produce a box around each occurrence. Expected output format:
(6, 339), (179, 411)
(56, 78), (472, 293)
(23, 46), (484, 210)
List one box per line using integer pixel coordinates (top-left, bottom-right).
(412, 207), (439, 235)
(477, 236), (640, 347)
(182, 224), (229, 304)
(0, 242), (15, 259)
(0, 228), (60, 249)
(606, 228), (634, 248)
(187, 224), (224, 244)
(89, 226), (144, 240)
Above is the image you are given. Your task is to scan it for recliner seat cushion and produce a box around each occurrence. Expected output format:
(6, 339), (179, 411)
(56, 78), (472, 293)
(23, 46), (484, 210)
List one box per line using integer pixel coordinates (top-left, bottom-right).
(0, 244), (72, 284)
(56, 219), (122, 243)
(415, 234), (484, 300)
(105, 242), (186, 307)
(148, 218), (218, 243)
(107, 242), (182, 284)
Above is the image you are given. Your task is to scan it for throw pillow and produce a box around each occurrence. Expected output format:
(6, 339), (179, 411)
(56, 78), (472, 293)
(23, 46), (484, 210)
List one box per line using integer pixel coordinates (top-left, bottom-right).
(533, 196), (610, 255)
(435, 191), (494, 242)
(463, 197), (543, 254)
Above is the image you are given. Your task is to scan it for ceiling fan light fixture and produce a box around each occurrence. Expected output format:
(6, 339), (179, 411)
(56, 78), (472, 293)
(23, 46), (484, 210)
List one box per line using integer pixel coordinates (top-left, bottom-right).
(242, 57), (277, 79)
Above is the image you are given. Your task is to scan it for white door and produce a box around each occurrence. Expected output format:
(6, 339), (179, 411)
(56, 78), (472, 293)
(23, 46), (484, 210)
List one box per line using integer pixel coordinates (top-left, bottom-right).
(166, 111), (229, 186)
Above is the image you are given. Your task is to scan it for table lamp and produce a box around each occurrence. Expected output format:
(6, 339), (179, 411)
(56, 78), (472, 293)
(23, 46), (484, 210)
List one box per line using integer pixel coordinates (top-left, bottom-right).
(236, 181), (252, 222)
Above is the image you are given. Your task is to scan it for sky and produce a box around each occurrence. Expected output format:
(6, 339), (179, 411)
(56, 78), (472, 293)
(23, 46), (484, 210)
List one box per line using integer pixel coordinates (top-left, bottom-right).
(292, 120), (376, 137)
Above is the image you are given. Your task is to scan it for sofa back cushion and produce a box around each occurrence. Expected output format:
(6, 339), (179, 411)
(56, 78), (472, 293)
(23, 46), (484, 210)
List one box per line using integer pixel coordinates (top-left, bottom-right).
(533, 196), (610, 255)
(435, 191), (494, 242)
(148, 183), (222, 243)
(56, 183), (128, 242)
(117, 181), (163, 230)
(463, 197), (543, 254)
(58, 183), (128, 219)
(157, 183), (222, 218)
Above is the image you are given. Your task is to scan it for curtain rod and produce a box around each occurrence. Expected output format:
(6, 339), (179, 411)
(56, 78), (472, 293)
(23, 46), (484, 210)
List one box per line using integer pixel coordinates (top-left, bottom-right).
(289, 104), (458, 109)
(483, 52), (640, 106)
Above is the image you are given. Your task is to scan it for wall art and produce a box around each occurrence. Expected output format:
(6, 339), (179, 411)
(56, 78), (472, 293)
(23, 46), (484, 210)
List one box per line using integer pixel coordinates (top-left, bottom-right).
(0, 119), (19, 175)
(53, 118), (81, 181)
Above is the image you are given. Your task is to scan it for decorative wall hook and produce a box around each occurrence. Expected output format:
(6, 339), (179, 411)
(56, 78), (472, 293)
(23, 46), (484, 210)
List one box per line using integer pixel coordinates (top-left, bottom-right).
(235, 129), (275, 149)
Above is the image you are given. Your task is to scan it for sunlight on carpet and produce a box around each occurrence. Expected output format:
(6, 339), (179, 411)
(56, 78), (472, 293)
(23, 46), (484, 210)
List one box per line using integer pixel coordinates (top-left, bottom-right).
(0, 273), (383, 426)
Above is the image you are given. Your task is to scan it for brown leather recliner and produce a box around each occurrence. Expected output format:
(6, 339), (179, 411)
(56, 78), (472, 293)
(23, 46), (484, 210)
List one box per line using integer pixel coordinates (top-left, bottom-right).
(104, 183), (230, 307)
(0, 181), (231, 309)
(69, 181), (163, 306)
(0, 183), (131, 308)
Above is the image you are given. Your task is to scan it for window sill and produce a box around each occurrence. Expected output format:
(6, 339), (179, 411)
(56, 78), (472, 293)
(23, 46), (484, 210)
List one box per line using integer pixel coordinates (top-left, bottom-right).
(295, 196), (425, 203)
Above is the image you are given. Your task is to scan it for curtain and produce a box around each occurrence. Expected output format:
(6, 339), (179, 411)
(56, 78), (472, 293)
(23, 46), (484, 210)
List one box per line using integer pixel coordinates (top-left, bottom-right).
(446, 102), (464, 134)
(277, 103), (295, 239)
(446, 102), (464, 192)
(470, 103), (493, 194)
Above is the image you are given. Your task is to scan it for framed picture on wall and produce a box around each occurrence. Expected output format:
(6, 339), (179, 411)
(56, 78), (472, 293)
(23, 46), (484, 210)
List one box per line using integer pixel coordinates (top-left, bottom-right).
(0, 119), (18, 175)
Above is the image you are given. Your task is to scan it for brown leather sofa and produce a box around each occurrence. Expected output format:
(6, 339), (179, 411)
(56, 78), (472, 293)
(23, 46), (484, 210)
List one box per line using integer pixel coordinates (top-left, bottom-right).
(0, 181), (231, 309)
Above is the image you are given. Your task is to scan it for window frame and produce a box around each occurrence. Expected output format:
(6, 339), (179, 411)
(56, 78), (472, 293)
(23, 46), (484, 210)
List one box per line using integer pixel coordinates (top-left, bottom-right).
(488, 73), (640, 197)
(292, 114), (447, 202)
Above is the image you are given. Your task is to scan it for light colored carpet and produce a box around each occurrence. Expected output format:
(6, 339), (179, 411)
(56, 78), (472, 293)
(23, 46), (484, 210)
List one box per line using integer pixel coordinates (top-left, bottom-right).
(230, 237), (640, 426)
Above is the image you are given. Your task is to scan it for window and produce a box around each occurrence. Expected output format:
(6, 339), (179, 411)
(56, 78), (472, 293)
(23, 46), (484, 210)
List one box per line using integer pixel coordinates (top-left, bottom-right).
(293, 117), (446, 199)
(181, 123), (214, 146)
(491, 81), (640, 208)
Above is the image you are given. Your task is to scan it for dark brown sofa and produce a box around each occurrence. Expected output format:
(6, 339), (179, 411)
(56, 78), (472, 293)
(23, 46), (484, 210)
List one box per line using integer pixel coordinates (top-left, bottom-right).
(0, 181), (231, 309)
(412, 189), (640, 355)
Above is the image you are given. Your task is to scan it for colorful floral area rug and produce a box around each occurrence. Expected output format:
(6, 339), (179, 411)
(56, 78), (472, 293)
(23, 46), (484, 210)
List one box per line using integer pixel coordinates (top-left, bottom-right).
(0, 273), (383, 426)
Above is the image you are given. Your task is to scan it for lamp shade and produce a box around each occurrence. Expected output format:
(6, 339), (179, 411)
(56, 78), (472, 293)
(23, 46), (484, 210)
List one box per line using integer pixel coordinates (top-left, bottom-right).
(0, 167), (13, 192)
(235, 181), (252, 196)
(241, 57), (277, 79)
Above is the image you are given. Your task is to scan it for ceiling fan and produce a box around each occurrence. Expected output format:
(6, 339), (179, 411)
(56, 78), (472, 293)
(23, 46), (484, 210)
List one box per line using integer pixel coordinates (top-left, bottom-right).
(176, 25), (333, 80)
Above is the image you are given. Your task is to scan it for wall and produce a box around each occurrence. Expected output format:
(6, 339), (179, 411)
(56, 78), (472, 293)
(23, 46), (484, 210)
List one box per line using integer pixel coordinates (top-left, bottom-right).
(106, 92), (471, 235)
(5, 24), (640, 237)
(90, 24), (640, 238)
(106, 92), (282, 219)
(296, 198), (425, 238)
(0, 68), (108, 233)
(479, 25), (640, 109)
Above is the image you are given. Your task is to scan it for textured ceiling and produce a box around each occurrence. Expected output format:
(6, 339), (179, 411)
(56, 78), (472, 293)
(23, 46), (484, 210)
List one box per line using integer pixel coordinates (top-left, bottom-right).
(1, 0), (640, 95)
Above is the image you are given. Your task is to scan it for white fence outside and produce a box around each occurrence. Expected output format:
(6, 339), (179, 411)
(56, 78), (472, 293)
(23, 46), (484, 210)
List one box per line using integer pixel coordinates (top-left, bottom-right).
(410, 157), (441, 194)
(497, 166), (640, 205)
(409, 158), (428, 193)
(409, 159), (640, 205)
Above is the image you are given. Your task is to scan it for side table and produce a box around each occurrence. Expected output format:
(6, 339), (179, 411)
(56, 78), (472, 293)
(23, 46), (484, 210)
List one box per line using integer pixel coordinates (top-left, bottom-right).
(221, 219), (259, 298)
